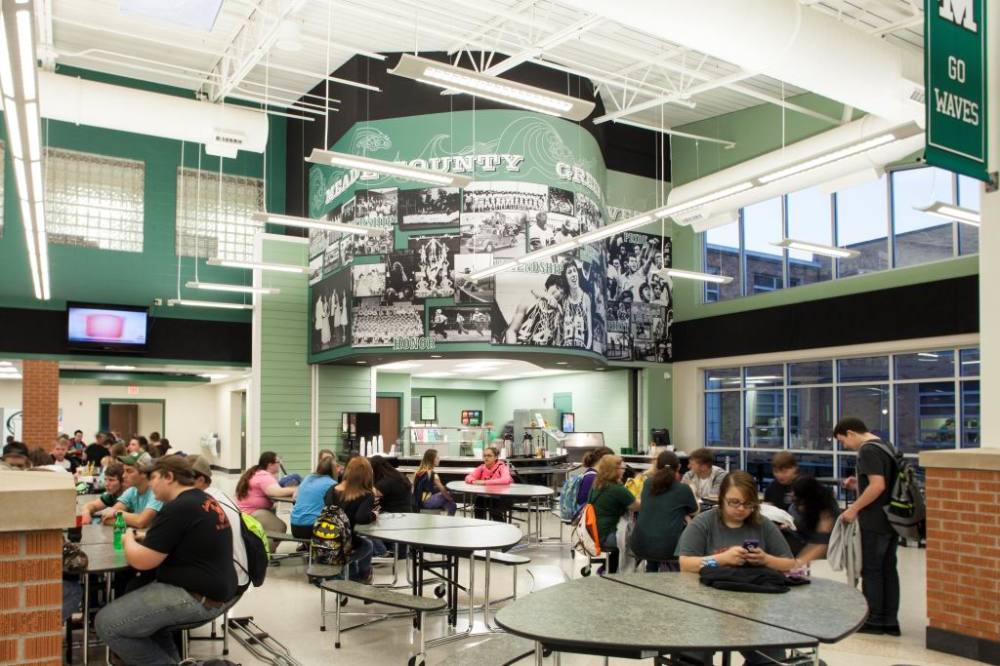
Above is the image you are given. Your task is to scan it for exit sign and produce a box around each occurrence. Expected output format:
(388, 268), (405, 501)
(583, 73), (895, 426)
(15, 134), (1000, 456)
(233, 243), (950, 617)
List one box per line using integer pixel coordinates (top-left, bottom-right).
(127, 385), (138, 395)
(925, 0), (990, 182)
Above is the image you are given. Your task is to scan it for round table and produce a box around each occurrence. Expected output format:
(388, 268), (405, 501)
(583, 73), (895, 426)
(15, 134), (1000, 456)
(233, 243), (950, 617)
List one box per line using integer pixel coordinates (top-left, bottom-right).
(78, 541), (130, 666)
(495, 572), (867, 663)
(445, 481), (554, 543)
(78, 524), (114, 545)
(355, 513), (522, 646)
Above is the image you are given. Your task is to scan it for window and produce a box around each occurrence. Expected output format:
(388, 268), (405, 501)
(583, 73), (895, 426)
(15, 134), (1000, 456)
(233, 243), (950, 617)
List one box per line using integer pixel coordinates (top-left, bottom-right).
(745, 390), (784, 448)
(786, 187), (833, 285)
(45, 148), (144, 252)
(838, 385), (890, 443)
(895, 350), (954, 380)
(176, 168), (263, 261)
(894, 382), (956, 454)
(788, 360), (833, 385)
(891, 167), (954, 267)
(704, 221), (741, 302)
(958, 175), (980, 256)
(961, 380), (979, 448)
(836, 175), (889, 277)
(788, 386), (833, 450)
(838, 356), (889, 382)
(742, 198), (783, 294)
(705, 391), (740, 447)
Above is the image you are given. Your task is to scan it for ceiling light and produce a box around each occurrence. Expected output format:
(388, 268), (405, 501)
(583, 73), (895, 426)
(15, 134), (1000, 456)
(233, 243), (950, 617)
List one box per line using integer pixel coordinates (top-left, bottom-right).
(468, 260), (516, 282)
(918, 352), (939, 359)
(758, 134), (898, 184)
(355, 361), (367, 364)
(0, 361), (12, 366)
(198, 373), (229, 380)
(377, 361), (422, 370)
(454, 362), (505, 370)
(207, 258), (308, 274)
(414, 372), (454, 378)
(0, 366), (19, 373)
(390, 54), (595, 121)
(119, 0), (224, 32)
(916, 202), (981, 226)
(430, 355), (443, 359)
(105, 365), (136, 371)
(659, 268), (734, 284)
(576, 215), (654, 244)
(14, 10), (33, 99)
(186, 281), (280, 295)
(772, 239), (860, 259)
(555, 362), (568, 366)
(251, 211), (372, 235)
(657, 182), (756, 218)
(515, 240), (579, 264)
(306, 148), (472, 188)
(167, 298), (254, 310)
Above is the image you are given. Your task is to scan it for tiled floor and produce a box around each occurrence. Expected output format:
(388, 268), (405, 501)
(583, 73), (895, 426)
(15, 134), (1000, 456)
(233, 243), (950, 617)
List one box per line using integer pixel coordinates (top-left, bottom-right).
(172, 475), (985, 665)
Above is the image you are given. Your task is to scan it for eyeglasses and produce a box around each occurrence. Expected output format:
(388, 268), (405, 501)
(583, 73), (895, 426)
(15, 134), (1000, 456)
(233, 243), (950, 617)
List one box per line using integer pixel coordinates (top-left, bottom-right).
(724, 499), (757, 509)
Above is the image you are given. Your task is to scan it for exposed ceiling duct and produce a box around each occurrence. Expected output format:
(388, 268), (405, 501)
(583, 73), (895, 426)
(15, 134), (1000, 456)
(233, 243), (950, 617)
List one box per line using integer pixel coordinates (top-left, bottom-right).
(669, 115), (924, 232)
(556, 0), (924, 124)
(38, 71), (269, 157)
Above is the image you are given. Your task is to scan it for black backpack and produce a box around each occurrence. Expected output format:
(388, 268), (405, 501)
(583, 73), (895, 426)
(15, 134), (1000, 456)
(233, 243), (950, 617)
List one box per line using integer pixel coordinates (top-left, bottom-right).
(866, 440), (926, 539)
(216, 495), (269, 588)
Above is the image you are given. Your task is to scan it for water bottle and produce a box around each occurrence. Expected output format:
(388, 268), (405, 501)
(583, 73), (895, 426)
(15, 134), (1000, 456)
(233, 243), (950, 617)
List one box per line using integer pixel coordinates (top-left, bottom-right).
(113, 511), (125, 551)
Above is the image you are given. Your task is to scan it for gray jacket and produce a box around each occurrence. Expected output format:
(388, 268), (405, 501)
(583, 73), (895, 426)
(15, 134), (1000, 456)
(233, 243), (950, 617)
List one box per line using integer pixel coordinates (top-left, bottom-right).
(828, 515), (862, 586)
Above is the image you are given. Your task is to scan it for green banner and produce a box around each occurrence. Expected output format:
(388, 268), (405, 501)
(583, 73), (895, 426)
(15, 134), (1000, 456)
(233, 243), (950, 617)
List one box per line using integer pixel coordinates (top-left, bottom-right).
(925, 0), (990, 182)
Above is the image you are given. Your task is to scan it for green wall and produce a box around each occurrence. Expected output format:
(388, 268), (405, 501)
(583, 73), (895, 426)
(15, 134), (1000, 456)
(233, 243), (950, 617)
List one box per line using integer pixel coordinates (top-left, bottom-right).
(413, 389), (488, 428)
(317, 365), (372, 457)
(0, 66), (286, 320)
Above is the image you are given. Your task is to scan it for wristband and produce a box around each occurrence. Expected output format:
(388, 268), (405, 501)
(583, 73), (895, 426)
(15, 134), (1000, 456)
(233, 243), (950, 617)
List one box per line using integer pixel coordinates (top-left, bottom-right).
(701, 556), (718, 568)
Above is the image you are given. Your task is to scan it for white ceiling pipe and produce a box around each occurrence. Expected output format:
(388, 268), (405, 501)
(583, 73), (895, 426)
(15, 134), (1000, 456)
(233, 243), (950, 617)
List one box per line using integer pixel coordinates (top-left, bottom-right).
(669, 115), (924, 232)
(557, 0), (924, 124)
(38, 71), (269, 157)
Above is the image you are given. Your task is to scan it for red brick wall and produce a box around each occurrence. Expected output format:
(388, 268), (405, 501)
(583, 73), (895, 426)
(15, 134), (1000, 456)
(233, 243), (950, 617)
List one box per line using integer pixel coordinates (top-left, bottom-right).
(925, 468), (1000, 642)
(21, 361), (60, 450)
(0, 530), (64, 666)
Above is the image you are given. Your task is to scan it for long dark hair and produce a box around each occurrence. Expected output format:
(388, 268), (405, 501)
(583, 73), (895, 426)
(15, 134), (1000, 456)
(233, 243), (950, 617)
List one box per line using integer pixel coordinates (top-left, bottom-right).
(648, 450), (680, 496)
(792, 476), (839, 534)
(582, 446), (614, 468)
(370, 456), (405, 485)
(236, 451), (278, 499)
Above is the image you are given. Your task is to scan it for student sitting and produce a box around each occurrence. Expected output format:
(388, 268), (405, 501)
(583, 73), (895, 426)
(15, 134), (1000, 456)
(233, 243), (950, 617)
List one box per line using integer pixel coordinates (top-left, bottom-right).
(95, 456), (238, 665)
(370, 457), (413, 557)
(79, 463), (125, 524)
(51, 438), (78, 473)
(763, 451), (799, 512)
(413, 448), (457, 516)
(290, 456), (339, 539)
(790, 475), (840, 564)
(680, 448), (727, 501)
(101, 455), (162, 529)
(588, 455), (640, 574)
(323, 457), (378, 584)
(125, 436), (153, 467)
(576, 446), (614, 511)
(0, 441), (29, 470)
(630, 451), (698, 572)
(464, 446), (513, 521)
(236, 451), (297, 537)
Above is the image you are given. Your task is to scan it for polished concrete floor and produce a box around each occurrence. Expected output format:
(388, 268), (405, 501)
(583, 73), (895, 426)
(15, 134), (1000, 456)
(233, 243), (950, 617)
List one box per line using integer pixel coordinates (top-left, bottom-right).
(165, 475), (984, 665)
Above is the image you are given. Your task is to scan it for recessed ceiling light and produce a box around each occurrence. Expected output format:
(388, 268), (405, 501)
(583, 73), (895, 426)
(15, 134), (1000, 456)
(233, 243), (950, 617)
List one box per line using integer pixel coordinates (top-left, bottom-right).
(414, 372), (454, 378)
(105, 365), (136, 371)
(356, 361), (367, 365)
(378, 361), (422, 370)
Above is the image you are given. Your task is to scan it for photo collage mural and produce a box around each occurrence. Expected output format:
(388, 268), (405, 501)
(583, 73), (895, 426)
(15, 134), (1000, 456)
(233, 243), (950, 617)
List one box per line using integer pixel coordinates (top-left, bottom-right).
(308, 111), (672, 363)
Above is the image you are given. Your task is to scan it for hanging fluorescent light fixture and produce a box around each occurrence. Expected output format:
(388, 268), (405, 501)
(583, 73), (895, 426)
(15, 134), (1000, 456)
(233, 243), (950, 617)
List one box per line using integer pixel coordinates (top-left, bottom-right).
(516, 240), (579, 263)
(0, 0), (48, 300)
(186, 281), (280, 295)
(772, 239), (860, 259)
(306, 148), (472, 188)
(658, 268), (734, 284)
(389, 54), (595, 122)
(167, 298), (254, 310)
(251, 211), (372, 234)
(916, 202), (981, 227)
(468, 260), (517, 282)
(206, 257), (308, 274)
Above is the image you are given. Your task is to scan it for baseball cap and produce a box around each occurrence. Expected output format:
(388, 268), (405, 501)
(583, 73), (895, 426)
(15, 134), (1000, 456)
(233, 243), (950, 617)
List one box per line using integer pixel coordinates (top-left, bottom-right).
(117, 453), (141, 466)
(187, 455), (212, 480)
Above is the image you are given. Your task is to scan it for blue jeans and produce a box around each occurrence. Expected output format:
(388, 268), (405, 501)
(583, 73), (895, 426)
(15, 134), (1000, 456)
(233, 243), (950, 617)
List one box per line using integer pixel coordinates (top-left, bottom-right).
(422, 492), (457, 516)
(95, 582), (227, 665)
(62, 579), (82, 622)
(348, 536), (374, 581)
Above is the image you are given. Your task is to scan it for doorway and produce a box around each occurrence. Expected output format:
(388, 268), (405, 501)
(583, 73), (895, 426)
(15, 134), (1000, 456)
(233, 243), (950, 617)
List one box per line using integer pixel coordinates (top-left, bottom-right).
(99, 399), (165, 439)
(376, 395), (402, 453)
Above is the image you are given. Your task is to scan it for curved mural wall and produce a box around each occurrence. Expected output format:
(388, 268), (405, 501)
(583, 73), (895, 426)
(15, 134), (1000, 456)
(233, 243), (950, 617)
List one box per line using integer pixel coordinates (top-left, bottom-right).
(307, 110), (672, 364)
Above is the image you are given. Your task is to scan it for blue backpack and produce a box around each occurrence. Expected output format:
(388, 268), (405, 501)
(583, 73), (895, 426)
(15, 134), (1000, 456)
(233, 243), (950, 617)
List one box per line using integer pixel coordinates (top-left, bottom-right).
(559, 473), (585, 521)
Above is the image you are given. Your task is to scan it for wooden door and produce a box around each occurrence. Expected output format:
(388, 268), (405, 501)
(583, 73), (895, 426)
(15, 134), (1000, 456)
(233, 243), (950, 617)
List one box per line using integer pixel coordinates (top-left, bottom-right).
(109, 404), (138, 439)
(376, 397), (401, 453)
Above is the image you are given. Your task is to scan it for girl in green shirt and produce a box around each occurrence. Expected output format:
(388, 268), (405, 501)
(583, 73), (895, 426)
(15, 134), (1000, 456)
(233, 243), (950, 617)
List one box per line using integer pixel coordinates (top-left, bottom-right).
(587, 454), (639, 573)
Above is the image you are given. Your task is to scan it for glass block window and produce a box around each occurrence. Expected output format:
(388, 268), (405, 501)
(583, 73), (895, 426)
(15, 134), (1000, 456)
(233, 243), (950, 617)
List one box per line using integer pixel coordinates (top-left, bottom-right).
(44, 148), (144, 251)
(176, 168), (263, 261)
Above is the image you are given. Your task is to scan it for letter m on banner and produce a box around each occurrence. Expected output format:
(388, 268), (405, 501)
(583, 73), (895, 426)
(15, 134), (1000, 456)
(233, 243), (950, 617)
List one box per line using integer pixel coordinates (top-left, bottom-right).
(939, 0), (978, 32)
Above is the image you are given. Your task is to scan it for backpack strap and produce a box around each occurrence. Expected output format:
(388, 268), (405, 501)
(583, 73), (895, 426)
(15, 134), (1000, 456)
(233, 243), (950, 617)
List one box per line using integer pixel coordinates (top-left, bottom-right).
(863, 439), (902, 467)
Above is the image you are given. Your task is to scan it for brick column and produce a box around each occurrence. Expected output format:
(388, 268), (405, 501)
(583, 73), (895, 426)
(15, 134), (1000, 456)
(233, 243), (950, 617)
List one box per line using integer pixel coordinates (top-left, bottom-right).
(921, 450), (1000, 665)
(0, 471), (75, 666)
(21, 361), (59, 449)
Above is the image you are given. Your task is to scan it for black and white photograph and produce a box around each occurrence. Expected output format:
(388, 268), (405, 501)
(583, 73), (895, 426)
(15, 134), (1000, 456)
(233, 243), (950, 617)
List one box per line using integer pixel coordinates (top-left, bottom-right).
(632, 302), (670, 362)
(309, 228), (328, 260)
(351, 262), (386, 298)
(605, 231), (670, 306)
(409, 234), (459, 299)
(494, 269), (567, 347)
(454, 254), (496, 305)
(384, 251), (419, 304)
(340, 233), (356, 265)
(429, 305), (493, 343)
(575, 192), (602, 232)
(398, 187), (460, 229)
(548, 187), (575, 216)
(308, 255), (323, 286)
(323, 237), (342, 274)
(311, 269), (350, 354)
(463, 181), (546, 213)
(460, 210), (526, 257)
(351, 298), (424, 348)
(341, 197), (356, 224)
(351, 188), (397, 256)
(528, 212), (580, 253)
(605, 300), (632, 361)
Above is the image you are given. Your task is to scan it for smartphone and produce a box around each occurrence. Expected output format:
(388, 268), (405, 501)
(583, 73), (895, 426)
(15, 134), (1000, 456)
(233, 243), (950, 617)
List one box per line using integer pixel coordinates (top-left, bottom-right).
(742, 539), (760, 551)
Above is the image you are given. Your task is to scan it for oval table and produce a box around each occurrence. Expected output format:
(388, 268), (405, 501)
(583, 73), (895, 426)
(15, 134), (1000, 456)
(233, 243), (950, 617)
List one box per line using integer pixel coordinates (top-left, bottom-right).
(445, 481), (554, 543)
(355, 513), (522, 647)
(495, 572), (867, 664)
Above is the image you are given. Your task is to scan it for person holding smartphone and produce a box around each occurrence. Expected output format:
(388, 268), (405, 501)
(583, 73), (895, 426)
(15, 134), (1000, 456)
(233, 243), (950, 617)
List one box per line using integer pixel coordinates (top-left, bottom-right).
(678, 471), (797, 573)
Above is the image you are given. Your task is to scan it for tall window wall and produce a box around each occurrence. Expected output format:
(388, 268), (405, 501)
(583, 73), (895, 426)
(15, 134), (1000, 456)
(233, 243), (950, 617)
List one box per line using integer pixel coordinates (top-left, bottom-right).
(703, 166), (979, 302)
(703, 346), (980, 490)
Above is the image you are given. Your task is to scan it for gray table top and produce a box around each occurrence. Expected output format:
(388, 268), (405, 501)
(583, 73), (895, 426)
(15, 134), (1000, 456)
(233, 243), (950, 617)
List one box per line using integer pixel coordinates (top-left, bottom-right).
(446, 481), (554, 498)
(608, 572), (867, 643)
(79, 524), (114, 545)
(80, 542), (130, 573)
(494, 575), (816, 657)
(356, 513), (523, 552)
(398, 465), (573, 476)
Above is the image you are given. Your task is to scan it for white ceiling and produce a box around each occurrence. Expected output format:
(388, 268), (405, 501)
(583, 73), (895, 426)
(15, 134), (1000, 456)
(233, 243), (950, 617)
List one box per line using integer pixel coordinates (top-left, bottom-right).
(42, 0), (925, 132)
(376, 357), (590, 381)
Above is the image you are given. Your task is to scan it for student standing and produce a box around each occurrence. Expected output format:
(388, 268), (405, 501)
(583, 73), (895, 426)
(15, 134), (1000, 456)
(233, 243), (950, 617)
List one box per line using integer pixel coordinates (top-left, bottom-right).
(834, 417), (901, 636)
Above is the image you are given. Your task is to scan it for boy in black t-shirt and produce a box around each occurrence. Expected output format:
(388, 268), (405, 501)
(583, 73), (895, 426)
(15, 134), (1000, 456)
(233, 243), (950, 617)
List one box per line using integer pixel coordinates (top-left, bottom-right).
(834, 417), (900, 636)
(763, 451), (798, 512)
(95, 455), (238, 665)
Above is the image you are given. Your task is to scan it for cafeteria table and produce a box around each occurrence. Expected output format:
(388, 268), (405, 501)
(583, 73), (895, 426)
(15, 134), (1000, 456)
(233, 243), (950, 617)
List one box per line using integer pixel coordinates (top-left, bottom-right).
(78, 540), (129, 666)
(446, 481), (554, 543)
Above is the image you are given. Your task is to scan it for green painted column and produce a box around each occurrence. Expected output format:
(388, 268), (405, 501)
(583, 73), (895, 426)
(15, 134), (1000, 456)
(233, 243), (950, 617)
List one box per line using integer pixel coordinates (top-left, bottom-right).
(317, 365), (372, 455)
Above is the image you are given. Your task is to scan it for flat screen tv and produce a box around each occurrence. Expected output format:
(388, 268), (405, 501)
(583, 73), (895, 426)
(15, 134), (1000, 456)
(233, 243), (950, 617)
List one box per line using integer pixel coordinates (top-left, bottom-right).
(67, 303), (149, 352)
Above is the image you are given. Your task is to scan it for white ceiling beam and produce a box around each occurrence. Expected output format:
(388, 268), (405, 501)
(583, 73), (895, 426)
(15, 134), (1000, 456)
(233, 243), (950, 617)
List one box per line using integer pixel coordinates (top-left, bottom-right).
(445, 0), (538, 55)
(481, 15), (602, 76)
(593, 70), (753, 124)
(612, 117), (736, 148)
